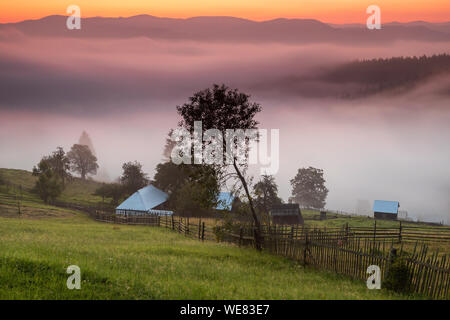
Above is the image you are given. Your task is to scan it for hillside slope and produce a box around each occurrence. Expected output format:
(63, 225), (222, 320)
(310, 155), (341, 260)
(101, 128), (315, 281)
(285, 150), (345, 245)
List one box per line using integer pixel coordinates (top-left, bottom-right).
(0, 168), (107, 218)
(256, 54), (450, 99)
(0, 216), (414, 299)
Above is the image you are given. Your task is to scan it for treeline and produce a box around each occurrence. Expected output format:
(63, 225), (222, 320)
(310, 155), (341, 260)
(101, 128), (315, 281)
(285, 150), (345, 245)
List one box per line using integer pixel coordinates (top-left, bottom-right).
(32, 145), (98, 203)
(323, 53), (450, 96)
(29, 85), (331, 237)
(94, 161), (149, 206)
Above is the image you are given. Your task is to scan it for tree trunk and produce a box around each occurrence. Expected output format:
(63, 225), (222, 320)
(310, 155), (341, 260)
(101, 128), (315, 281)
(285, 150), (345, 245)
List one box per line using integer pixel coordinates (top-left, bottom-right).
(233, 160), (263, 251)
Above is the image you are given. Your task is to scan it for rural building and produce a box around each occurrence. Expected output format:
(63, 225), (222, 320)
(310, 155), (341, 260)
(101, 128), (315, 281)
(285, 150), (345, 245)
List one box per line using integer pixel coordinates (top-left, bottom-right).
(216, 192), (235, 211)
(116, 185), (173, 216)
(373, 200), (399, 220)
(270, 204), (304, 225)
(116, 187), (236, 216)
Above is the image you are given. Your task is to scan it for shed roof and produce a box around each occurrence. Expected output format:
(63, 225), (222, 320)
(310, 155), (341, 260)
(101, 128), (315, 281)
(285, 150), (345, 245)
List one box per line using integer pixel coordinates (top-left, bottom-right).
(270, 204), (301, 216)
(116, 185), (168, 211)
(216, 192), (235, 211)
(373, 200), (399, 214)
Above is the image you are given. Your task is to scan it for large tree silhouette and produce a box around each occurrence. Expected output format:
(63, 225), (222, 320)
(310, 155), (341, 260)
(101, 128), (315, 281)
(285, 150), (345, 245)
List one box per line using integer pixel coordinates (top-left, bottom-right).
(176, 84), (264, 249)
(120, 161), (149, 196)
(67, 144), (98, 180)
(290, 167), (329, 209)
(253, 174), (282, 216)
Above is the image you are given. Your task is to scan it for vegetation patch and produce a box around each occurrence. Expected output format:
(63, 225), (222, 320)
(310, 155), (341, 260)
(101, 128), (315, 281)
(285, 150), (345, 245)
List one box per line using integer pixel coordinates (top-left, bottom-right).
(0, 216), (413, 300)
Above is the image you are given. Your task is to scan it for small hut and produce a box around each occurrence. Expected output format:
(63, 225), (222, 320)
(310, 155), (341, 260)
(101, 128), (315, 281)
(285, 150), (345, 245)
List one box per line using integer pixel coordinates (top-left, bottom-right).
(270, 204), (304, 225)
(215, 192), (235, 211)
(373, 200), (399, 220)
(116, 185), (173, 216)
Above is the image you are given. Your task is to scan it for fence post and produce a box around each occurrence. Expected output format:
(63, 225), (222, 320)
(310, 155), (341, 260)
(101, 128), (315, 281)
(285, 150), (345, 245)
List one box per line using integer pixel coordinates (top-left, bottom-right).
(373, 221), (377, 242)
(303, 229), (309, 266)
(386, 247), (397, 279)
(201, 222), (205, 241)
(239, 227), (243, 247)
(345, 223), (349, 240)
(171, 215), (174, 230)
(186, 217), (189, 236)
(275, 225), (278, 254)
(268, 225), (272, 252)
(17, 195), (21, 216)
(398, 221), (402, 243)
(198, 219), (201, 240)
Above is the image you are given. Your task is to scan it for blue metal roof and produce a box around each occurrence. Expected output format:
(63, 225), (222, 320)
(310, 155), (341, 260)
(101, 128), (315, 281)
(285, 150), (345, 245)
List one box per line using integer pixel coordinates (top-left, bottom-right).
(216, 192), (235, 211)
(116, 185), (168, 211)
(373, 200), (399, 214)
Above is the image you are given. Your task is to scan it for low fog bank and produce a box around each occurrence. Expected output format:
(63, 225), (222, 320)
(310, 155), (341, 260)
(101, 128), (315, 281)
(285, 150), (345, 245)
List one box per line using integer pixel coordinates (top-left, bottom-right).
(254, 92), (450, 224)
(1, 89), (449, 224)
(0, 35), (449, 224)
(1, 35), (449, 114)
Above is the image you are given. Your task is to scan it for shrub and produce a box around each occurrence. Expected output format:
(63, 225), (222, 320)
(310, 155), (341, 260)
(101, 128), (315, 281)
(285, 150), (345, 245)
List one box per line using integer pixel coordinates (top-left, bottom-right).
(32, 159), (64, 203)
(212, 215), (249, 243)
(384, 258), (411, 292)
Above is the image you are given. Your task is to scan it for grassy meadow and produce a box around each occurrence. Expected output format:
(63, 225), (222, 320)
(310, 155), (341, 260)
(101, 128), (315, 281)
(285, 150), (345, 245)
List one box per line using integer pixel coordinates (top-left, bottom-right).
(0, 168), (106, 219)
(0, 215), (417, 300)
(0, 168), (443, 299)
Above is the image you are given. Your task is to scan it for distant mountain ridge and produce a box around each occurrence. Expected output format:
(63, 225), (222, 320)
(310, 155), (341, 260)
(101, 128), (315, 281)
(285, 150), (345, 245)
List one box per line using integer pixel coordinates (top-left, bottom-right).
(1, 15), (450, 43)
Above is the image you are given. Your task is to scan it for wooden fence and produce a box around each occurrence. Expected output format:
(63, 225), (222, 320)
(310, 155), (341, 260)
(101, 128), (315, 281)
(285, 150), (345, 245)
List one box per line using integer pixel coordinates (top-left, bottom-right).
(88, 212), (449, 299)
(261, 226), (449, 299)
(94, 212), (160, 225)
(341, 222), (450, 243)
(262, 222), (450, 244)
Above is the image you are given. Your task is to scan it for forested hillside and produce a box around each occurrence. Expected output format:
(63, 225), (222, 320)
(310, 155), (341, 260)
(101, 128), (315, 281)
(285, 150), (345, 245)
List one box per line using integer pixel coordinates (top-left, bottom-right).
(322, 54), (450, 97)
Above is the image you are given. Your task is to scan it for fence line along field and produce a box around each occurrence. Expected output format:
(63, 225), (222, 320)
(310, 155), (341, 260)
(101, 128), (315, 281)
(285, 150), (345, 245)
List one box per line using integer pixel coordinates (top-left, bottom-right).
(90, 212), (450, 299)
(1, 168), (448, 299)
(0, 215), (417, 300)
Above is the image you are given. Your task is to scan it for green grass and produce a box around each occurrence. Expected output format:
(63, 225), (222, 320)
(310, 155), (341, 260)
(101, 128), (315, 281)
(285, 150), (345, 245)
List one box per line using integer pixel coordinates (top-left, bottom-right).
(0, 216), (416, 300)
(302, 210), (450, 254)
(302, 209), (439, 229)
(0, 186), (81, 219)
(0, 168), (107, 210)
(58, 178), (107, 206)
(0, 167), (442, 299)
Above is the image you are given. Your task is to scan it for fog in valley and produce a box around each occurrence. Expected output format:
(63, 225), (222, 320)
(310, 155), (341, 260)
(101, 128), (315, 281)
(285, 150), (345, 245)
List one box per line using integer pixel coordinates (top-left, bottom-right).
(0, 27), (449, 223)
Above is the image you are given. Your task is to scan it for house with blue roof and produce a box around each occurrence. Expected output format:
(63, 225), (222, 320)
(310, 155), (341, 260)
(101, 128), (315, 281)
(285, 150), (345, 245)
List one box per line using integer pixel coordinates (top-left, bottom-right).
(116, 185), (173, 216)
(116, 185), (236, 216)
(373, 200), (400, 220)
(215, 192), (235, 211)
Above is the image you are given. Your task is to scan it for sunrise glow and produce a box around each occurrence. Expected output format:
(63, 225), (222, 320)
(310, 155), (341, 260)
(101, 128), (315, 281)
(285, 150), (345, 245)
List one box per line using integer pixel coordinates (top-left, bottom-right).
(1, 0), (449, 23)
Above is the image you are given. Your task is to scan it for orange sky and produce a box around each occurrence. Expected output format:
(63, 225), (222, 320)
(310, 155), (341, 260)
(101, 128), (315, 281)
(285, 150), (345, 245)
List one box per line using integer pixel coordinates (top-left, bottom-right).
(1, 0), (449, 23)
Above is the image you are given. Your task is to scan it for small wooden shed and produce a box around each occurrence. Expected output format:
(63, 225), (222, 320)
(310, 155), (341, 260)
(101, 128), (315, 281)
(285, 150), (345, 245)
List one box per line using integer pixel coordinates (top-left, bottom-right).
(270, 204), (304, 225)
(373, 200), (399, 220)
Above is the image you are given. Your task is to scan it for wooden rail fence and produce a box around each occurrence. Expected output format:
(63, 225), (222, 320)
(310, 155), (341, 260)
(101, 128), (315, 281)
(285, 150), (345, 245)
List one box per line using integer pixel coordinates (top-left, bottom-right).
(89, 212), (449, 299)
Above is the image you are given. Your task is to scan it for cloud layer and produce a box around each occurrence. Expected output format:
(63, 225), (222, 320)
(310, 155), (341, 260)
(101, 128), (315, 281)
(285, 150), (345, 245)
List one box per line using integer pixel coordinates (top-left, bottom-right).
(0, 23), (449, 223)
